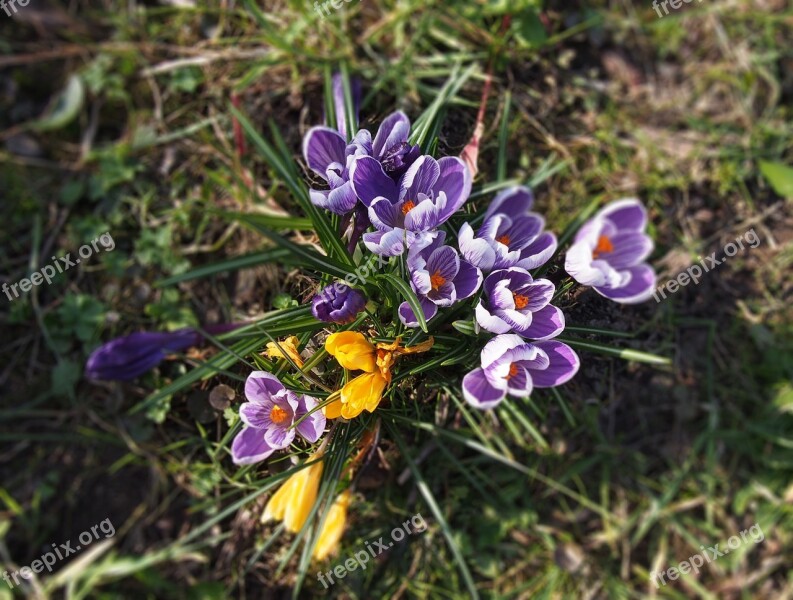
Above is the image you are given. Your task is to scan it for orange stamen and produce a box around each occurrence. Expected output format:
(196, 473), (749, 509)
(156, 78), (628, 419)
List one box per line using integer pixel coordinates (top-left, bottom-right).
(505, 363), (519, 380)
(401, 200), (416, 215)
(270, 405), (289, 424)
(513, 293), (529, 310)
(497, 234), (511, 247)
(430, 271), (446, 290)
(592, 235), (614, 258)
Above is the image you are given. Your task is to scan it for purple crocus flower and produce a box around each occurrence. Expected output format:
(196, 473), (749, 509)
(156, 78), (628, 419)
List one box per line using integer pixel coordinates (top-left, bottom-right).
(85, 323), (240, 381)
(564, 199), (655, 304)
(462, 335), (580, 409)
(232, 371), (326, 465)
(398, 232), (482, 327)
(458, 186), (557, 273)
(350, 154), (472, 256)
(303, 111), (420, 215)
(475, 267), (565, 340)
(311, 283), (366, 324)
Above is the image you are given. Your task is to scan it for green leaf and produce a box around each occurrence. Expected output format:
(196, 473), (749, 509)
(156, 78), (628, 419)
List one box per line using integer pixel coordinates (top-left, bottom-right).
(452, 319), (477, 336)
(232, 214), (359, 281)
(228, 105), (353, 265)
(558, 337), (672, 365)
(388, 424), (480, 599)
(377, 273), (428, 333)
(31, 74), (85, 131)
(156, 248), (292, 287)
(759, 160), (793, 197)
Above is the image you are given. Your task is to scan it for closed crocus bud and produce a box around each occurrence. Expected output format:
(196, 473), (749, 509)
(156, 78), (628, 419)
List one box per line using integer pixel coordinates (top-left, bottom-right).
(85, 329), (201, 381)
(313, 490), (352, 561)
(311, 283), (366, 324)
(262, 453), (325, 533)
(85, 324), (240, 381)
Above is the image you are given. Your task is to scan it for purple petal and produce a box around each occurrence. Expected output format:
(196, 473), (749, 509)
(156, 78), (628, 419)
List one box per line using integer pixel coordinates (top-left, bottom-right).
(505, 364), (533, 397)
(401, 156), (440, 200)
(363, 229), (408, 256)
(600, 198), (647, 232)
(398, 298), (439, 328)
(351, 156), (398, 206)
(295, 395), (326, 443)
(369, 197), (403, 231)
(245, 371), (285, 404)
(503, 214), (544, 249)
(515, 305), (565, 340)
(494, 308), (533, 331)
(595, 264), (656, 304)
(433, 157), (471, 222)
(485, 186), (534, 221)
(529, 341), (580, 388)
(481, 334), (525, 369)
(329, 73), (361, 139)
(515, 279), (555, 312)
(458, 222), (496, 271)
(600, 232), (653, 270)
(239, 401), (273, 429)
(475, 302), (511, 334)
(404, 200), (440, 232)
(453, 259), (482, 300)
(462, 368), (506, 409)
(515, 232), (557, 270)
(231, 427), (275, 465)
(309, 181), (358, 215)
(426, 246), (460, 281)
(372, 111), (410, 158)
(303, 127), (347, 177)
(264, 422), (296, 449)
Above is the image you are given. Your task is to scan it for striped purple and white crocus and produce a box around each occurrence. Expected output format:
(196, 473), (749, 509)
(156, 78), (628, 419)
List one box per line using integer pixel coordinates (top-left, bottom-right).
(564, 199), (655, 304)
(462, 335), (579, 409)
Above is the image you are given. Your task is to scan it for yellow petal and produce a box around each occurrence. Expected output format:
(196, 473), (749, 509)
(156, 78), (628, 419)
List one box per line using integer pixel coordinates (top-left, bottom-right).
(323, 397), (343, 419)
(264, 336), (304, 368)
(340, 372), (387, 419)
(262, 455), (324, 533)
(325, 331), (376, 373)
(313, 490), (352, 561)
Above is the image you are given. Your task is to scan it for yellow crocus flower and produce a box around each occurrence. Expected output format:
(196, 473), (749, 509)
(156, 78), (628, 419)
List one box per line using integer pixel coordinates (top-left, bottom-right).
(313, 490), (352, 561)
(323, 334), (434, 420)
(262, 454), (324, 533)
(264, 335), (304, 368)
(325, 331), (377, 373)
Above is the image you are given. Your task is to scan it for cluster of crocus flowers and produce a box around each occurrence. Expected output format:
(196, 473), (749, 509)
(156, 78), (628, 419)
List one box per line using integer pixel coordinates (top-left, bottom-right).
(323, 331), (434, 419)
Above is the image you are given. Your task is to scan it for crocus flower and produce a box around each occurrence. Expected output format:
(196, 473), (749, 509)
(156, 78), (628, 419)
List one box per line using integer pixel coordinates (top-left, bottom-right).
(475, 267), (565, 340)
(85, 323), (239, 381)
(462, 335), (580, 409)
(311, 283), (366, 324)
(303, 127), (370, 214)
(324, 332), (434, 419)
(262, 452), (324, 532)
(303, 111), (419, 215)
(313, 490), (351, 560)
(264, 336), (305, 368)
(350, 154), (472, 256)
(231, 371), (326, 465)
(564, 198), (655, 304)
(398, 232), (482, 328)
(458, 186), (557, 272)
